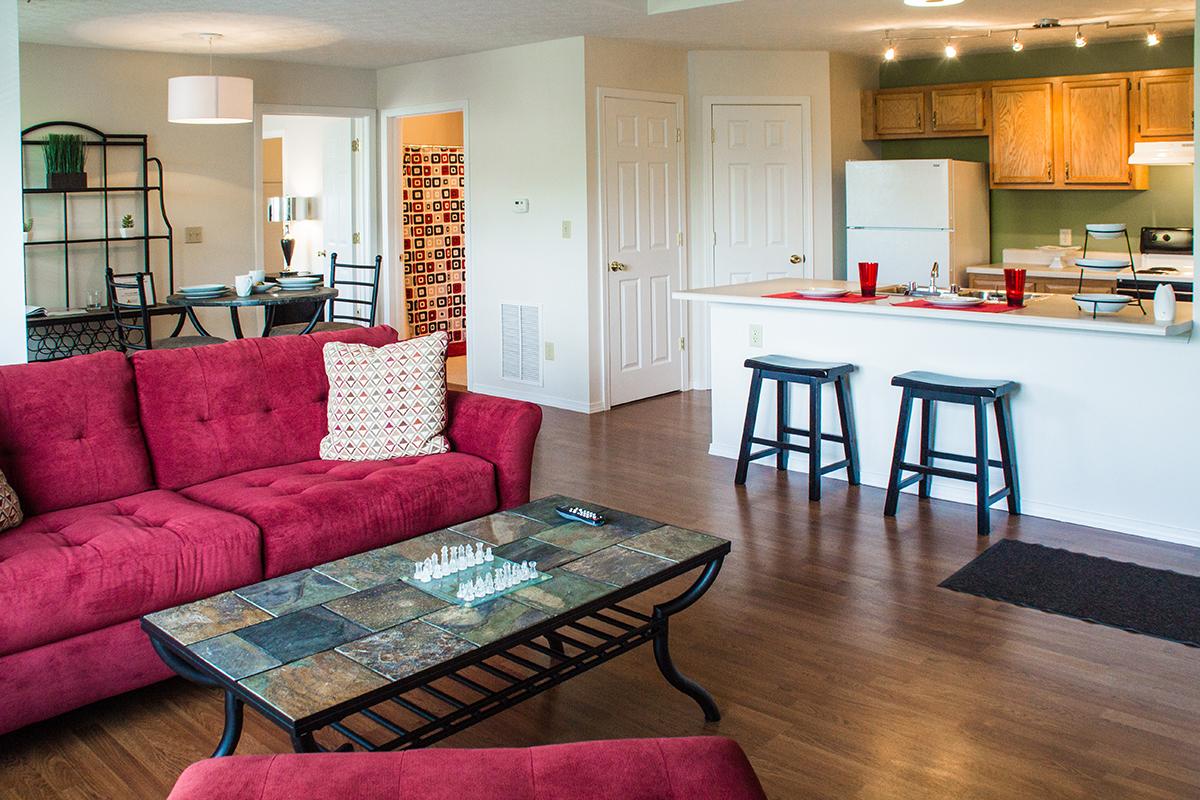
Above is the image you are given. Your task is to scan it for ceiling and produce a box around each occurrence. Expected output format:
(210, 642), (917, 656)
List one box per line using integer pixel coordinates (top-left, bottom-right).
(16, 0), (1197, 70)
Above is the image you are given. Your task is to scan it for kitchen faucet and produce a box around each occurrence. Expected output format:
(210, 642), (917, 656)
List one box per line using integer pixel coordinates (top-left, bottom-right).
(929, 261), (939, 294)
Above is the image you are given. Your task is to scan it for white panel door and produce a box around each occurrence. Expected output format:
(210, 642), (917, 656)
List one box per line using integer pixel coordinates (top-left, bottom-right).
(712, 104), (810, 285)
(604, 96), (684, 407)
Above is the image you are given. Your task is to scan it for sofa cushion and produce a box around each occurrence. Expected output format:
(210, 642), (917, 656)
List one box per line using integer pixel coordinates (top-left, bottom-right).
(165, 737), (769, 800)
(180, 453), (498, 577)
(0, 351), (154, 514)
(0, 469), (21, 533)
(320, 332), (450, 461)
(131, 325), (400, 490)
(0, 489), (262, 656)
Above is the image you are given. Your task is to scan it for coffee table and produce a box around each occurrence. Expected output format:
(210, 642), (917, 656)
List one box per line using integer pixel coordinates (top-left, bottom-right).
(142, 495), (730, 756)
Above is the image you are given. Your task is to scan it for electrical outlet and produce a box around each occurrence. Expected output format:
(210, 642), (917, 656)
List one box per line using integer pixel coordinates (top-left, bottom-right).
(748, 324), (763, 348)
(185, 226), (203, 244)
(544, 341), (555, 361)
(561, 220), (572, 239)
(1059, 228), (1072, 246)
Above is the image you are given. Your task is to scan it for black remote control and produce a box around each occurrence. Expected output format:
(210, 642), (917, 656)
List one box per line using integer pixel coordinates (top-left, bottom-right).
(556, 505), (606, 526)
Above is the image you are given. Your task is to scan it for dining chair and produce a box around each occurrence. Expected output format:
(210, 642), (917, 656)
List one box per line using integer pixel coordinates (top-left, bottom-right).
(105, 269), (227, 352)
(269, 253), (383, 336)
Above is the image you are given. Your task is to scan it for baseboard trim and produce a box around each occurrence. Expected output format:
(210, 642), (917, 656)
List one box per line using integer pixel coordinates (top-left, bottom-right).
(708, 442), (1200, 549)
(470, 383), (603, 414)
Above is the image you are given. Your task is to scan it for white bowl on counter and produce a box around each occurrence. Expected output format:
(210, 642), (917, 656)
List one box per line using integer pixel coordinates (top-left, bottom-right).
(1085, 223), (1127, 240)
(1074, 257), (1132, 270)
(1073, 294), (1132, 314)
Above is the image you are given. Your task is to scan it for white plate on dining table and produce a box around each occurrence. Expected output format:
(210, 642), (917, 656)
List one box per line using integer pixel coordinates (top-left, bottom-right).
(925, 295), (985, 308)
(279, 284), (322, 291)
(277, 275), (322, 283)
(795, 287), (850, 299)
(176, 290), (228, 299)
(179, 284), (228, 294)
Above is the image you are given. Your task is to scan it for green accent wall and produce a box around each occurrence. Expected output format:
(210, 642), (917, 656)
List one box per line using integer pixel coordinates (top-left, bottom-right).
(878, 37), (1195, 262)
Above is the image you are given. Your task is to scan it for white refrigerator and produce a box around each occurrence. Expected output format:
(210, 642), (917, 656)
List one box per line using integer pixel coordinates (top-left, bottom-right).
(845, 159), (990, 288)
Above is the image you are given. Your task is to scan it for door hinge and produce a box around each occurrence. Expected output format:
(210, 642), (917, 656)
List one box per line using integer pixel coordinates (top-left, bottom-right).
(351, 138), (361, 152)
(712, 231), (717, 246)
(677, 232), (684, 246)
(352, 233), (361, 245)
(679, 336), (686, 351)
(710, 128), (716, 143)
(676, 128), (682, 143)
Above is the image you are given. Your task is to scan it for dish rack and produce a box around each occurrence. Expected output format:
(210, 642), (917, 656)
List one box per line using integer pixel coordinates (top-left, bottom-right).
(1076, 224), (1144, 317)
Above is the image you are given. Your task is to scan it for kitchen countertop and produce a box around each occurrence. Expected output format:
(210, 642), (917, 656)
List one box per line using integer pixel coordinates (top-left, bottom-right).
(674, 278), (1193, 338)
(966, 263), (1124, 280)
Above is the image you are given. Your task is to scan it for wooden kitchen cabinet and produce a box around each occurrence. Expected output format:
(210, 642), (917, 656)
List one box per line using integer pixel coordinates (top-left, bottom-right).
(873, 91), (925, 136)
(1138, 72), (1193, 138)
(1037, 277), (1114, 294)
(990, 82), (1054, 185)
(931, 87), (987, 133)
(1062, 78), (1131, 185)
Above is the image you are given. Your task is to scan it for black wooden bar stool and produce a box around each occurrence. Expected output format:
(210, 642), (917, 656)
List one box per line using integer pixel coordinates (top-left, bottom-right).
(734, 355), (860, 501)
(884, 371), (1020, 536)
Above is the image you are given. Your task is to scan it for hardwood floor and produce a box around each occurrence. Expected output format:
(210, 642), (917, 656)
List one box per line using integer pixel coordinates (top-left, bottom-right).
(3, 390), (1198, 799)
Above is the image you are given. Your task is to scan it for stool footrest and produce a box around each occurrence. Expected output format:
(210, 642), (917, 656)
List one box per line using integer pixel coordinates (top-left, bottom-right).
(819, 458), (851, 476)
(780, 426), (847, 445)
(988, 487), (1012, 507)
(928, 449), (1005, 469)
(749, 437), (810, 455)
(899, 461), (977, 483)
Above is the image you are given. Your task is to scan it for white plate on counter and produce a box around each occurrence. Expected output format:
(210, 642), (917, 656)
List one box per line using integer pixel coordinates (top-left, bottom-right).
(1075, 258), (1131, 270)
(795, 287), (850, 298)
(925, 295), (985, 308)
(1073, 294), (1132, 314)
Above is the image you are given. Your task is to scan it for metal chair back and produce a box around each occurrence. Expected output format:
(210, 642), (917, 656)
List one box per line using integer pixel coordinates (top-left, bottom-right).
(105, 268), (155, 351)
(327, 253), (383, 326)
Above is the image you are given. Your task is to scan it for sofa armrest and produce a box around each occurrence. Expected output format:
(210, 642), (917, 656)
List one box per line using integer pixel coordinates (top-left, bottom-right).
(445, 391), (542, 509)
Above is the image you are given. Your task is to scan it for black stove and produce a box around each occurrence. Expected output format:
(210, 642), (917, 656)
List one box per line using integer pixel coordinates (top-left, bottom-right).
(1116, 227), (1193, 302)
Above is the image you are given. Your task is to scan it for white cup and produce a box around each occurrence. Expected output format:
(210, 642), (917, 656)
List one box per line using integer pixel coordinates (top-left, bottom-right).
(249, 268), (266, 284)
(234, 274), (253, 297)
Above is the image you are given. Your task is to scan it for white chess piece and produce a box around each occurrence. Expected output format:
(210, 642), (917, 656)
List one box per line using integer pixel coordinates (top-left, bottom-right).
(474, 542), (485, 565)
(484, 547), (494, 562)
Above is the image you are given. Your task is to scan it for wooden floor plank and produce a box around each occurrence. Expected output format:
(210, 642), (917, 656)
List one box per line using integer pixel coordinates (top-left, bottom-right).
(1, 390), (1197, 798)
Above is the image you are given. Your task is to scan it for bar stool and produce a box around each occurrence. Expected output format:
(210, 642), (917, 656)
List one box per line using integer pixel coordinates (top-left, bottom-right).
(734, 355), (860, 500)
(884, 371), (1020, 536)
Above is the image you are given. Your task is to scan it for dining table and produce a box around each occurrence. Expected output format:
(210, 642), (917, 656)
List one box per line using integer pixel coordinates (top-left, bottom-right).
(165, 285), (338, 339)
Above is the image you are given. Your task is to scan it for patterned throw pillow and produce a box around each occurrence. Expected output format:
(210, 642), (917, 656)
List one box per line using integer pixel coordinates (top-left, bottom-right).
(0, 469), (22, 533)
(320, 332), (450, 461)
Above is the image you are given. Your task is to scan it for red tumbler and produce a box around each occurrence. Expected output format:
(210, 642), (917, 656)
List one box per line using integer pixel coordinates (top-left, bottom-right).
(1003, 267), (1026, 307)
(858, 261), (879, 297)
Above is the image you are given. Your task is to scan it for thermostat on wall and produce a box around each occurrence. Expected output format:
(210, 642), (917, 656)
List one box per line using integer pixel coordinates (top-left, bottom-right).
(512, 198), (529, 213)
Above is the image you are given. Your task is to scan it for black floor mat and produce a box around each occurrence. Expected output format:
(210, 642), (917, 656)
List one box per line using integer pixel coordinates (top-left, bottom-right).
(940, 538), (1200, 648)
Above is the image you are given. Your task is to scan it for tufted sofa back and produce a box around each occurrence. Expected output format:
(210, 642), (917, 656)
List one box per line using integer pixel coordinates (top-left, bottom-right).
(0, 351), (155, 515)
(131, 325), (399, 490)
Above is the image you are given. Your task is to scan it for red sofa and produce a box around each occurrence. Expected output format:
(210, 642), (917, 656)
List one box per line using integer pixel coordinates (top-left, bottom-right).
(166, 738), (768, 800)
(0, 326), (542, 735)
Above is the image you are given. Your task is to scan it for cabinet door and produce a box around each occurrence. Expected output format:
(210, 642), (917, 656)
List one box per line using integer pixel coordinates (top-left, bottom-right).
(1038, 277), (1113, 295)
(968, 274), (1005, 291)
(931, 87), (986, 133)
(990, 83), (1054, 184)
(1139, 73), (1193, 138)
(874, 92), (925, 136)
(1062, 78), (1131, 185)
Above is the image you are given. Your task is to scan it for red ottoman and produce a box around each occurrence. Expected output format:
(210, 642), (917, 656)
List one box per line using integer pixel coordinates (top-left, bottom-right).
(167, 737), (767, 800)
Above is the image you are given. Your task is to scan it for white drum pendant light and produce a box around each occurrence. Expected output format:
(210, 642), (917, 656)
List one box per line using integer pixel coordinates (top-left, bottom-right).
(168, 34), (252, 124)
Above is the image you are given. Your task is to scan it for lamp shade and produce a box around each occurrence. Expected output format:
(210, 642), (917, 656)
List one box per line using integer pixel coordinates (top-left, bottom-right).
(168, 75), (253, 124)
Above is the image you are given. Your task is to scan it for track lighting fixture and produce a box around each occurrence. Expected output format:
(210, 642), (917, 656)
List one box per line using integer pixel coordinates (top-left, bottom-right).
(1146, 25), (1161, 46)
(1011, 31), (1023, 52)
(1074, 27), (1087, 47)
(943, 41), (958, 58)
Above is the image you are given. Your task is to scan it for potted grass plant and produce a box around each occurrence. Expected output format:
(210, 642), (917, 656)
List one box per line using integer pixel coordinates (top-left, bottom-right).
(43, 133), (87, 190)
(22, 219), (32, 243)
(120, 214), (135, 238)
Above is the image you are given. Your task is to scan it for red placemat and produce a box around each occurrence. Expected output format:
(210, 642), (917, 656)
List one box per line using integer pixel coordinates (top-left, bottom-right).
(895, 299), (1019, 313)
(764, 291), (883, 304)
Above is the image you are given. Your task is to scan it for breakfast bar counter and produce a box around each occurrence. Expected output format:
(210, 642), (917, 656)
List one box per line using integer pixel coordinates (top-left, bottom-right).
(675, 278), (1200, 547)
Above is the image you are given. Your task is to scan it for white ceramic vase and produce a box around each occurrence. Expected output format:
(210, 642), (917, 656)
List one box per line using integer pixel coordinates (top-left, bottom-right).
(1153, 282), (1177, 323)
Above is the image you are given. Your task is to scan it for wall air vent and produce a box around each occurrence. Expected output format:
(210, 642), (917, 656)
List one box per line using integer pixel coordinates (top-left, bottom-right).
(500, 303), (542, 386)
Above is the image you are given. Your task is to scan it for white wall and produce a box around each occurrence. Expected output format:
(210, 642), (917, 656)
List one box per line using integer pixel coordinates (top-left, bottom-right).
(829, 53), (882, 278)
(584, 38), (689, 408)
(0, 5), (24, 364)
(378, 38), (592, 411)
(18, 44), (375, 339)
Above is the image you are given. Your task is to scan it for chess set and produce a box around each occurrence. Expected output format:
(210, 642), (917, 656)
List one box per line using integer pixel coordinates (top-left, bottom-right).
(402, 542), (550, 607)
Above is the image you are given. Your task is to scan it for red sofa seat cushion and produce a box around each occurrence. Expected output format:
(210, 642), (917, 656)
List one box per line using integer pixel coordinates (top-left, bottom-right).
(166, 737), (768, 800)
(0, 351), (154, 515)
(131, 325), (399, 490)
(180, 454), (498, 577)
(0, 490), (261, 656)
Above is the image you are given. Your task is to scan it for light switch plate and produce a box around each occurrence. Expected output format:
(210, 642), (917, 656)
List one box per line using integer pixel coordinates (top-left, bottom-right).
(544, 341), (555, 361)
(1059, 228), (1072, 246)
(185, 226), (203, 244)
(513, 198), (529, 214)
(561, 220), (571, 239)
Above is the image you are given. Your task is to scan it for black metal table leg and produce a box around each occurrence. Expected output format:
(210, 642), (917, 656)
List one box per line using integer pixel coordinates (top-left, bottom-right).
(228, 307), (245, 339)
(151, 639), (246, 757)
(184, 306), (212, 337)
(545, 632), (566, 658)
(261, 304), (276, 338)
(298, 300), (327, 335)
(290, 732), (320, 753)
(651, 558), (724, 722)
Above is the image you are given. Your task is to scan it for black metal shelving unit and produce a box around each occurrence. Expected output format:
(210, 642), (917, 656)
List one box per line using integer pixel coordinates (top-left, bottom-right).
(21, 121), (177, 360)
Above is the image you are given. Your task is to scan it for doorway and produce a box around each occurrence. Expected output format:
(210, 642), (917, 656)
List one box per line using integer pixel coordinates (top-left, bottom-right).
(390, 110), (467, 390)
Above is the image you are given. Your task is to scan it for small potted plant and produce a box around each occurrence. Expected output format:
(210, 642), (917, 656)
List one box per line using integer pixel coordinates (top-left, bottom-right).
(120, 214), (135, 238)
(43, 133), (87, 190)
(22, 219), (32, 243)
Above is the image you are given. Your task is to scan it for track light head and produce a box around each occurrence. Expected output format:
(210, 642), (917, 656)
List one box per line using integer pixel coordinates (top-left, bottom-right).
(1011, 32), (1024, 52)
(1074, 27), (1087, 47)
(944, 41), (958, 58)
(1147, 26), (1161, 46)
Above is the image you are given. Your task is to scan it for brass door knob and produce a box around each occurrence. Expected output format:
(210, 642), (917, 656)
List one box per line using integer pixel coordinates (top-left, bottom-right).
(609, 261), (629, 272)
(790, 254), (804, 264)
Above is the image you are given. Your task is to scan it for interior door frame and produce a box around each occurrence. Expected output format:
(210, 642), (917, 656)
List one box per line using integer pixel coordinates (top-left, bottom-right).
(695, 96), (814, 390)
(252, 104), (377, 276)
(597, 87), (688, 411)
(379, 101), (471, 383)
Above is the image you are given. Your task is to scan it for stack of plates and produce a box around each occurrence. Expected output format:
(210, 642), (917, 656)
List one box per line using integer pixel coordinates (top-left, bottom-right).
(177, 283), (229, 299)
(1085, 223), (1127, 240)
(276, 275), (323, 292)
